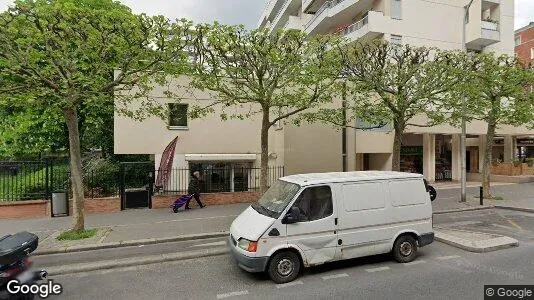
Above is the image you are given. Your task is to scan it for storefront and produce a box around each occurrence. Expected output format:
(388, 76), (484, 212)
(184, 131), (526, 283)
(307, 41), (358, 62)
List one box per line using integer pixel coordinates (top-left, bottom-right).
(400, 146), (423, 174)
(517, 138), (534, 159)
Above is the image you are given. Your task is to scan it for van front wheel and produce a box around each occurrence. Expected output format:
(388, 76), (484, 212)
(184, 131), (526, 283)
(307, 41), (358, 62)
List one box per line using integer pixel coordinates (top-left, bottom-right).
(267, 251), (301, 284)
(393, 235), (418, 263)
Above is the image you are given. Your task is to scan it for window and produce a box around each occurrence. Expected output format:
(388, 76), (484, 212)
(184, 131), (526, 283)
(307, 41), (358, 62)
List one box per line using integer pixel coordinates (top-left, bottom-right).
(168, 103), (188, 128)
(292, 186), (333, 222)
(189, 162), (253, 193)
(356, 118), (393, 132)
(252, 179), (301, 218)
(391, 0), (402, 20)
(515, 36), (521, 46)
(531, 48), (534, 60)
(391, 34), (402, 45)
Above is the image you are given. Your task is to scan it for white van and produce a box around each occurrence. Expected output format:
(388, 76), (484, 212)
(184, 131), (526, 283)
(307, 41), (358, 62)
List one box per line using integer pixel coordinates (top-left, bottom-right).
(228, 171), (436, 283)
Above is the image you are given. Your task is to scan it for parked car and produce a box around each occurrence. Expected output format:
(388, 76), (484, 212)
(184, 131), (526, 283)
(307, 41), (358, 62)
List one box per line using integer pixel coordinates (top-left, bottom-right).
(228, 171), (436, 283)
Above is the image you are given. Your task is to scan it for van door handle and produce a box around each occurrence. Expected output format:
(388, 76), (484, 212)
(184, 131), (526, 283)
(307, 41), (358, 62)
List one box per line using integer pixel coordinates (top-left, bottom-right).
(338, 239), (342, 245)
(335, 218), (338, 226)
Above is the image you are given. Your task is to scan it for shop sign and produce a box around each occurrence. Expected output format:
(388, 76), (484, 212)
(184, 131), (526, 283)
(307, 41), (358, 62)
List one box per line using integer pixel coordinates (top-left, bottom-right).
(517, 139), (534, 145)
(401, 146), (423, 156)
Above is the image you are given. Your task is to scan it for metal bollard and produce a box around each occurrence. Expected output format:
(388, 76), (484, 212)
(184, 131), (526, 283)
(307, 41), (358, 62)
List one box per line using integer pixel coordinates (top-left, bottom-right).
(480, 186), (484, 206)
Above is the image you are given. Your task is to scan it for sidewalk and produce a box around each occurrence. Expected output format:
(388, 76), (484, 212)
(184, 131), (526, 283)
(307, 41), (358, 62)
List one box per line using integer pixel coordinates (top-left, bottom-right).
(0, 203), (249, 252)
(1, 182), (533, 254)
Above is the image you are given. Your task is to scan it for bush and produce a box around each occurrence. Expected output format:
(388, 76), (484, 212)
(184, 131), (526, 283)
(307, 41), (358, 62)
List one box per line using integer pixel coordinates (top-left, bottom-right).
(527, 158), (534, 167)
(84, 159), (120, 197)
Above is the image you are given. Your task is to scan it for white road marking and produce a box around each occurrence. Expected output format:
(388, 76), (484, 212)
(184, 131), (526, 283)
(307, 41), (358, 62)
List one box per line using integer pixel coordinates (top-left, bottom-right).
(403, 260), (426, 266)
(190, 241), (227, 248)
(276, 280), (304, 289)
(216, 290), (249, 299)
(365, 266), (390, 273)
(322, 273), (349, 280)
(437, 255), (461, 260)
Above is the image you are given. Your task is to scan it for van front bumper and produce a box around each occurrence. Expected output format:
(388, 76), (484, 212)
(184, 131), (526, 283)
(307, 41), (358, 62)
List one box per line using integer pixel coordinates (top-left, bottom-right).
(228, 237), (269, 273)
(418, 232), (434, 247)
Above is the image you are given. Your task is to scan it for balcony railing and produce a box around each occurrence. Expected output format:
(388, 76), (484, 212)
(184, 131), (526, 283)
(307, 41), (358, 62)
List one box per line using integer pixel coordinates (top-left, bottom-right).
(336, 14), (369, 36)
(481, 20), (499, 31)
(305, 0), (347, 29)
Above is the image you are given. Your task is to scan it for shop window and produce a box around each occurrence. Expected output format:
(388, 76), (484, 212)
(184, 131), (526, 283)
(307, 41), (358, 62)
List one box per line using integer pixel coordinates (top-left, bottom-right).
(188, 162), (252, 193)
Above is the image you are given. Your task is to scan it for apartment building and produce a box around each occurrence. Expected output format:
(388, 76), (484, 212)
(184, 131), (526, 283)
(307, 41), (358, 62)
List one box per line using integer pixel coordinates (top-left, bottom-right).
(515, 22), (534, 67)
(256, 0), (534, 181)
(115, 0), (533, 193)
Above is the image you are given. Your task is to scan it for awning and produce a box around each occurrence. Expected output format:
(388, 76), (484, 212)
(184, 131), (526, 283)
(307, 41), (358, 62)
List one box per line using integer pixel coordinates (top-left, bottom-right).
(184, 154), (257, 162)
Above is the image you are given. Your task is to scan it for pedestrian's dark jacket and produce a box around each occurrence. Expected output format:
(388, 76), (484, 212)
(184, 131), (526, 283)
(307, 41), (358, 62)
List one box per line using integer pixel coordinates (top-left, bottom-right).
(188, 175), (200, 195)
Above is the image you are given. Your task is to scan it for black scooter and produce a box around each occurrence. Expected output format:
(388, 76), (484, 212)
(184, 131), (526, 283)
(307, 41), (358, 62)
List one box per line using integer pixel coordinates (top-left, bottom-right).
(0, 232), (47, 300)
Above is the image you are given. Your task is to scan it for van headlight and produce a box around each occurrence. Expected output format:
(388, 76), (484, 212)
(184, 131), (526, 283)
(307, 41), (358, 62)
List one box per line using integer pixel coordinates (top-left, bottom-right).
(237, 238), (258, 252)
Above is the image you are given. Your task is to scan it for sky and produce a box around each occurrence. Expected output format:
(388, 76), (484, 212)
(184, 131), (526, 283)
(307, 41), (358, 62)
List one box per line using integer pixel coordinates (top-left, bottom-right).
(0, 0), (532, 30)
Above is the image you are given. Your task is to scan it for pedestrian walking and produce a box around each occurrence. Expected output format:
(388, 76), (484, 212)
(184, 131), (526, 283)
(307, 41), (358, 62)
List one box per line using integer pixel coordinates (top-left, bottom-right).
(186, 171), (205, 209)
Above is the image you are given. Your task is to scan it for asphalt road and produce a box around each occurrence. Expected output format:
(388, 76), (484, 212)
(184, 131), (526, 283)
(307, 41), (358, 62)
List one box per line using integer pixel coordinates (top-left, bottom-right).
(34, 208), (534, 300)
(32, 237), (228, 268)
(48, 241), (534, 300)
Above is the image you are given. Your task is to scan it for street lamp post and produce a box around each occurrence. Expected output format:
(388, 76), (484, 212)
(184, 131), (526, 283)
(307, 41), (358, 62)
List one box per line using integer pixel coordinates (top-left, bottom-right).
(460, 0), (474, 202)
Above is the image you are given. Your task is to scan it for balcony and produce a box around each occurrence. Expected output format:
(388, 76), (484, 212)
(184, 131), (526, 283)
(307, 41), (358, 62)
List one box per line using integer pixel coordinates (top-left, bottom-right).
(304, 0), (375, 35)
(335, 11), (393, 42)
(283, 16), (304, 31)
(268, 0), (302, 33)
(466, 20), (500, 49)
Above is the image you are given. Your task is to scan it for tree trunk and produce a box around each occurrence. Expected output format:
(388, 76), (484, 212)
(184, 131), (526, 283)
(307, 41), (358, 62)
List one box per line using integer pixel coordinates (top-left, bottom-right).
(392, 121), (405, 172)
(260, 109), (270, 193)
(63, 107), (85, 232)
(482, 120), (496, 199)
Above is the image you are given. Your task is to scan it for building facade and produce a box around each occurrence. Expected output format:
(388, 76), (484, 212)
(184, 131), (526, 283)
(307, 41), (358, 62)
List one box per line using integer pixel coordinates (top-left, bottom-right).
(114, 0), (534, 192)
(515, 22), (534, 67)
(256, 0), (534, 181)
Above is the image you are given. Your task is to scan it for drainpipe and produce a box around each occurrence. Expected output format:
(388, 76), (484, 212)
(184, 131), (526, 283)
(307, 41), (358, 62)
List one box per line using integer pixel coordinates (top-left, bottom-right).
(342, 82), (347, 172)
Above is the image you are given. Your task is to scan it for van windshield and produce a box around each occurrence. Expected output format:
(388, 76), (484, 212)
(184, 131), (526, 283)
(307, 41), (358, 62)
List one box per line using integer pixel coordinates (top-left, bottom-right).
(251, 180), (300, 219)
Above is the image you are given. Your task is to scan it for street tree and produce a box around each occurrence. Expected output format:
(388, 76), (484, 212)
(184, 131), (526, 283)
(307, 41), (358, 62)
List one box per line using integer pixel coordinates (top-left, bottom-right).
(331, 40), (463, 171)
(0, 0), (191, 232)
(190, 24), (343, 192)
(449, 53), (534, 198)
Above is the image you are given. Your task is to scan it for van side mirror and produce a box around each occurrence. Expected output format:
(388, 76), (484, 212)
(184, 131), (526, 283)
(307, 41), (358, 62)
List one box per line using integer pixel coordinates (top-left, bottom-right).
(282, 206), (300, 224)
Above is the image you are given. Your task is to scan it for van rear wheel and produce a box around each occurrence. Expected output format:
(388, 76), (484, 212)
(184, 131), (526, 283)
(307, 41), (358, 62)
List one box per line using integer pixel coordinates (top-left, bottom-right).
(267, 251), (301, 284)
(393, 235), (418, 263)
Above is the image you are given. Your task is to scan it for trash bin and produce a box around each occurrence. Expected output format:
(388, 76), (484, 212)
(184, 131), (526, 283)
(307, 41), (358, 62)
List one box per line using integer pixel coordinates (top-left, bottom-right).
(51, 191), (69, 217)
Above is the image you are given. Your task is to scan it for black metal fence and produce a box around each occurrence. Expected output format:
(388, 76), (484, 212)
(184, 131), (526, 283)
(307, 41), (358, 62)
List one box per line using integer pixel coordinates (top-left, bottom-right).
(0, 160), (70, 202)
(1, 160), (285, 201)
(155, 166), (285, 194)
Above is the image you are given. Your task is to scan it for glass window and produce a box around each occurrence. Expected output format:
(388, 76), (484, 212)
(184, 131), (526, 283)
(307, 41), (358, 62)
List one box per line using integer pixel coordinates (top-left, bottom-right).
(168, 103), (188, 128)
(292, 186), (333, 222)
(252, 180), (301, 219)
(531, 48), (534, 60)
(515, 36), (521, 46)
(391, 0), (402, 20)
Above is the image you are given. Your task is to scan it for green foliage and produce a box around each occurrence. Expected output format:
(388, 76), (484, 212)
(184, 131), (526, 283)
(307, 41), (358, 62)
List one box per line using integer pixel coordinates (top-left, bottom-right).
(0, 162), (69, 201)
(448, 53), (534, 127)
(57, 229), (97, 241)
(84, 159), (120, 197)
(0, 0), (192, 230)
(190, 24), (343, 124)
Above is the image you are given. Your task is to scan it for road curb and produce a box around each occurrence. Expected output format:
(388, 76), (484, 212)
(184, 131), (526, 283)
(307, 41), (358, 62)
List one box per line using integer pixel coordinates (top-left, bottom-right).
(494, 206), (534, 214)
(34, 231), (230, 256)
(434, 227), (519, 253)
(433, 206), (494, 215)
(47, 247), (230, 276)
